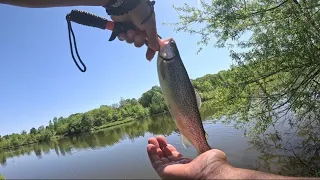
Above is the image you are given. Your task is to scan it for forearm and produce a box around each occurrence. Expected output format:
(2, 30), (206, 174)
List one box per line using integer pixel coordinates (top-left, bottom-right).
(209, 164), (317, 179)
(0, 0), (110, 8)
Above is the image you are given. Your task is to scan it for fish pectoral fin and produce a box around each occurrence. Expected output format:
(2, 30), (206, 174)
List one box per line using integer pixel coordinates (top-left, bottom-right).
(194, 88), (202, 109)
(160, 60), (166, 81)
(205, 131), (209, 140)
(180, 134), (192, 149)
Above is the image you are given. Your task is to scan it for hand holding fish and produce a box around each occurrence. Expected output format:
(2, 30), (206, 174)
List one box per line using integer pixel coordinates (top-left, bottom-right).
(108, 0), (159, 61)
(147, 136), (310, 180)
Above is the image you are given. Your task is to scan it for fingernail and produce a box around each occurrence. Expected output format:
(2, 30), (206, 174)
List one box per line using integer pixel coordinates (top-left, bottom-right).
(118, 34), (125, 41)
(146, 53), (153, 61)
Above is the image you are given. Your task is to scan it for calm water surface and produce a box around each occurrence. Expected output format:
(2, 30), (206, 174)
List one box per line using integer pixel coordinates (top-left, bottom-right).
(0, 110), (311, 179)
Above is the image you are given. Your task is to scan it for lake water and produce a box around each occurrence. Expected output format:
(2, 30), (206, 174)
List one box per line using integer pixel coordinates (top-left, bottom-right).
(0, 110), (317, 179)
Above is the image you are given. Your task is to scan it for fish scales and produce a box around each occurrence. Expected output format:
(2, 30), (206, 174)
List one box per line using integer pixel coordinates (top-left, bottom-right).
(156, 38), (211, 154)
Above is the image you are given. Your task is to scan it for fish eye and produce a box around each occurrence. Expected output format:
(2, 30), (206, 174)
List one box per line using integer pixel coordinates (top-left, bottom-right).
(169, 39), (175, 46)
(162, 52), (168, 58)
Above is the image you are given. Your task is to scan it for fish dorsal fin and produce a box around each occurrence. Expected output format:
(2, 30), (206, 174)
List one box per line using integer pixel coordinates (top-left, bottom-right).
(194, 88), (202, 109)
(180, 133), (192, 149)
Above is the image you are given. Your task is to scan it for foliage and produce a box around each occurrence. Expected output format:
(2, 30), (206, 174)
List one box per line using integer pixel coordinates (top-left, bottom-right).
(139, 86), (168, 114)
(0, 113), (178, 167)
(0, 174), (4, 180)
(0, 86), (166, 151)
(163, 1), (320, 176)
(167, 0), (320, 136)
(3, 1), (320, 172)
(0, 71), (228, 151)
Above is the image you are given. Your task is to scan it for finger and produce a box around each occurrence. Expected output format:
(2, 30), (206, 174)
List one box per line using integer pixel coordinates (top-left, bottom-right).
(146, 48), (156, 61)
(125, 30), (135, 43)
(118, 33), (126, 41)
(164, 144), (181, 156)
(134, 33), (145, 48)
(156, 136), (168, 150)
(148, 137), (164, 158)
(166, 144), (178, 152)
(147, 144), (166, 170)
(163, 147), (182, 158)
(157, 147), (164, 159)
(125, 39), (134, 44)
(163, 147), (183, 161)
(156, 136), (184, 161)
(144, 19), (159, 51)
(128, 1), (159, 51)
(147, 144), (161, 163)
(148, 137), (160, 148)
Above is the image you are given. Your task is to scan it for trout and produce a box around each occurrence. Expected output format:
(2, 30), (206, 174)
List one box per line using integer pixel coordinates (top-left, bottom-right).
(156, 38), (212, 154)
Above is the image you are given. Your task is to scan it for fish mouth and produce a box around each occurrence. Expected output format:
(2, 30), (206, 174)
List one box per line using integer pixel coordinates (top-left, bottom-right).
(158, 38), (176, 61)
(160, 53), (175, 61)
(159, 38), (174, 48)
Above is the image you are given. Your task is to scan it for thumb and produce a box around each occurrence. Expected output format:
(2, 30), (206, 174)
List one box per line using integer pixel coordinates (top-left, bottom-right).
(129, 0), (159, 51)
(143, 14), (159, 51)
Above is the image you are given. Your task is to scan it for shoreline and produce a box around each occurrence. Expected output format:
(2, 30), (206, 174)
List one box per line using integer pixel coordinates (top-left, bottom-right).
(0, 112), (170, 152)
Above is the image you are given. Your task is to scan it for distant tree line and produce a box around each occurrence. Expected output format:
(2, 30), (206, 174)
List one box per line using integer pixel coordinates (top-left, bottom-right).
(0, 71), (232, 151)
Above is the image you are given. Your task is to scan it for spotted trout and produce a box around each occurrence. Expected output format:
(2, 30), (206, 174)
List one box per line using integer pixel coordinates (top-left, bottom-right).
(156, 38), (212, 154)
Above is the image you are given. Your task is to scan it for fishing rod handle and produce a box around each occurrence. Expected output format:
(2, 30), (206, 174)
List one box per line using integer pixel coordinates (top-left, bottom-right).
(66, 10), (113, 30)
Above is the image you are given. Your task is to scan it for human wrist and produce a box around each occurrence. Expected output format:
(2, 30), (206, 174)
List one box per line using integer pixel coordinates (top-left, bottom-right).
(198, 161), (232, 179)
(211, 165), (303, 179)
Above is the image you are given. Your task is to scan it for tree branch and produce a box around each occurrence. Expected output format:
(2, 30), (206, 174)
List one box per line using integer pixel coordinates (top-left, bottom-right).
(250, 0), (290, 16)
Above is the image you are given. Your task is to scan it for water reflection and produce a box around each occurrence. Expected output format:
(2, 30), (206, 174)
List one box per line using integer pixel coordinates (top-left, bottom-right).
(1, 108), (319, 177)
(0, 113), (178, 167)
(249, 116), (320, 177)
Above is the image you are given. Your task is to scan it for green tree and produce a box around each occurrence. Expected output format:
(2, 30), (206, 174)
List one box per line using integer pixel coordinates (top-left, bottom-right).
(80, 114), (94, 132)
(48, 120), (54, 130)
(139, 86), (162, 108)
(30, 127), (37, 135)
(169, 0), (320, 136)
(21, 130), (27, 135)
(38, 125), (45, 133)
(149, 92), (168, 114)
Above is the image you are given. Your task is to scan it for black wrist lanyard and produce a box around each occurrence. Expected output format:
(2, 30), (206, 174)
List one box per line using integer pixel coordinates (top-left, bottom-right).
(65, 0), (159, 73)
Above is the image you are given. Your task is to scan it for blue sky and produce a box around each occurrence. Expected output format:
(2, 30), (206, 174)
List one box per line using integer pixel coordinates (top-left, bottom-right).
(0, 0), (233, 135)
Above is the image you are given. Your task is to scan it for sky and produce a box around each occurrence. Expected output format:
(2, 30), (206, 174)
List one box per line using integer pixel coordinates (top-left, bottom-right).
(0, 0), (233, 136)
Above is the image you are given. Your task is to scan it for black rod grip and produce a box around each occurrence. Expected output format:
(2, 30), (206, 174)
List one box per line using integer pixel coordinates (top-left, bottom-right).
(67, 10), (108, 30)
